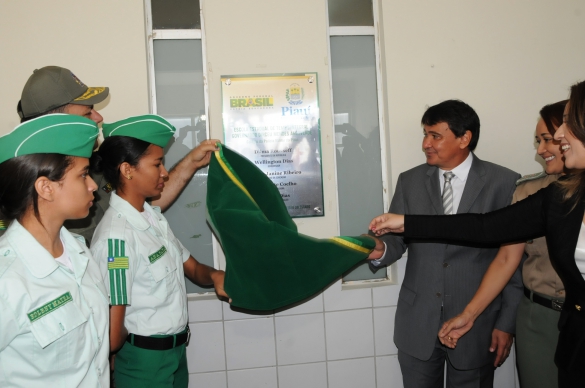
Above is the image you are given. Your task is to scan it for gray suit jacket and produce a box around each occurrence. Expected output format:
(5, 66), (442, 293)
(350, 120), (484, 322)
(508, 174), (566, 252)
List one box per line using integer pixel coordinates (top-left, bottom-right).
(373, 154), (523, 370)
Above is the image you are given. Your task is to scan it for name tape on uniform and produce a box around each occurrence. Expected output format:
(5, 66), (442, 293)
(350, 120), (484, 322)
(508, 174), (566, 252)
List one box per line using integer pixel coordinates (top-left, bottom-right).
(27, 292), (73, 323)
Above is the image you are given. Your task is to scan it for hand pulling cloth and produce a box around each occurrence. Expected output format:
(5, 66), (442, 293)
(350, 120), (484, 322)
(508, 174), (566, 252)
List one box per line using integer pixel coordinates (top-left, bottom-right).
(206, 144), (375, 311)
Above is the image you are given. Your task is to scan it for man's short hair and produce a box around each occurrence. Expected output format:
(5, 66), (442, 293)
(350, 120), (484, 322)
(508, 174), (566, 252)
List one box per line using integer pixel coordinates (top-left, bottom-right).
(421, 100), (480, 151)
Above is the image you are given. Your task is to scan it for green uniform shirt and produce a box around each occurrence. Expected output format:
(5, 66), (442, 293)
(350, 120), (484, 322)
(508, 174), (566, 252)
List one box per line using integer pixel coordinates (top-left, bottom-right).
(0, 221), (109, 387)
(91, 192), (190, 336)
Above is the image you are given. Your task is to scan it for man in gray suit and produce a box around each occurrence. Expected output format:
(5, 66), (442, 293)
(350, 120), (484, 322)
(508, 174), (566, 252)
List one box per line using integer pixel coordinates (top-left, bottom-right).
(368, 100), (523, 387)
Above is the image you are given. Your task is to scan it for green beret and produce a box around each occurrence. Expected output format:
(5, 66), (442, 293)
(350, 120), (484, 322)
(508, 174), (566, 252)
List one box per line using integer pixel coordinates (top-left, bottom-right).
(0, 114), (99, 164)
(102, 114), (176, 148)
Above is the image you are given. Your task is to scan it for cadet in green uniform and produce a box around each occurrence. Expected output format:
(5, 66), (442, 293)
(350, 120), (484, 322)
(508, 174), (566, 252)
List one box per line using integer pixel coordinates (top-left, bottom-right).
(12, 66), (220, 245)
(90, 115), (228, 387)
(0, 114), (109, 386)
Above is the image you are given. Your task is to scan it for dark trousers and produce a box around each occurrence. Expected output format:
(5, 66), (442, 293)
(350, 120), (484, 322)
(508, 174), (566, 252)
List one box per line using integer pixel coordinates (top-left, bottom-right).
(398, 339), (494, 388)
(516, 292), (560, 388)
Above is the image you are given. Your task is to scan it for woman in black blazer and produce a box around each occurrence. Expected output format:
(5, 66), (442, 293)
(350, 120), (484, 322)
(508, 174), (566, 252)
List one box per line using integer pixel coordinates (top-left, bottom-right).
(369, 80), (585, 387)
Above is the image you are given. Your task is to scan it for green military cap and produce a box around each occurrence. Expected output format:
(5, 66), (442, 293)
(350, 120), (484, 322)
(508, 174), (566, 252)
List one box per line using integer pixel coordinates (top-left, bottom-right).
(102, 114), (175, 148)
(18, 66), (109, 119)
(0, 114), (99, 164)
(207, 144), (375, 311)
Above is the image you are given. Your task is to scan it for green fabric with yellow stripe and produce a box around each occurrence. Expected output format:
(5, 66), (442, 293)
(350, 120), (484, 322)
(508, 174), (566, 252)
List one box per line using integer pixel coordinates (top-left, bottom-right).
(108, 239), (129, 305)
(206, 144), (375, 311)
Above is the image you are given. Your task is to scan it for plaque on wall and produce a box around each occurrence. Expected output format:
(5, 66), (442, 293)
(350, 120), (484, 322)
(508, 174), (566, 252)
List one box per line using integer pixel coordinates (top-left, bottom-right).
(221, 73), (323, 217)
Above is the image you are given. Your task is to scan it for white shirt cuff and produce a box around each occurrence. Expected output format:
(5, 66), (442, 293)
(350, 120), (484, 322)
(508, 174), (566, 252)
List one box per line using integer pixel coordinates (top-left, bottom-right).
(371, 242), (387, 266)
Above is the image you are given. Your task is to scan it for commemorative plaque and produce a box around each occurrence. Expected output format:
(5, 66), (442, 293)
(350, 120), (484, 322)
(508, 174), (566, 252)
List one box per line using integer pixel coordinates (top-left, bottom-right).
(221, 73), (324, 217)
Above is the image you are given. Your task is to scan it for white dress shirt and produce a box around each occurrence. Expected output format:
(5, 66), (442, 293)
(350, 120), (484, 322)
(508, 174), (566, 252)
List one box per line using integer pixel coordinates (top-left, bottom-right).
(372, 153), (474, 265)
(438, 152), (473, 214)
(573, 222), (585, 280)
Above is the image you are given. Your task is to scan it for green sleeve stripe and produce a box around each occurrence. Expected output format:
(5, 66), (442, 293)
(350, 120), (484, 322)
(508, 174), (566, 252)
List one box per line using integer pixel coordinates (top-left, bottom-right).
(107, 238), (129, 305)
(121, 268), (127, 305)
(108, 238), (113, 257)
(114, 239), (119, 257)
(109, 268), (128, 305)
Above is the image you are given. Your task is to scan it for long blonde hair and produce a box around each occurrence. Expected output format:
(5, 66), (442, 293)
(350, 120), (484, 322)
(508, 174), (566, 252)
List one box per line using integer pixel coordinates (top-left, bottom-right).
(557, 81), (585, 205)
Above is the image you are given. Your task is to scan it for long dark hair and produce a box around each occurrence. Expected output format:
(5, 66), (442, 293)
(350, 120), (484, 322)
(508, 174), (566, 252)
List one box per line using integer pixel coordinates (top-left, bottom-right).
(0, 154), (73, 222)
(540, 100), (568, 135)
(91, 136), (150, 190)
(557, 81), (585, 204)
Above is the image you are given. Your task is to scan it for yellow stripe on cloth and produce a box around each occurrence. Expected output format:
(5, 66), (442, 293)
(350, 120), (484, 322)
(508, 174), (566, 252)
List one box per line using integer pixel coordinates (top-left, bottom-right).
(330, 237), (373, 254)
(213, 149), (259, 207)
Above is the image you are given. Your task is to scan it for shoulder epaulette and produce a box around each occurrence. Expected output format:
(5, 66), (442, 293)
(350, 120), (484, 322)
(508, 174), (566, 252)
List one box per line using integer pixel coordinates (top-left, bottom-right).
(516, 171), (547, 186)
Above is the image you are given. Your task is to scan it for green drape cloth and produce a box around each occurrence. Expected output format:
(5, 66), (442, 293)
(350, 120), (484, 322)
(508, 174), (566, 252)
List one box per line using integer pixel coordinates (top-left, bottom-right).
(206, 144), (374, 311)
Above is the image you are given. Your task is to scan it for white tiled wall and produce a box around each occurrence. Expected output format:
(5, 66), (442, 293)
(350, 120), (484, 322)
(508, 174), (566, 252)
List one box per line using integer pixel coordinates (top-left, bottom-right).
(185, 256), (518, 388)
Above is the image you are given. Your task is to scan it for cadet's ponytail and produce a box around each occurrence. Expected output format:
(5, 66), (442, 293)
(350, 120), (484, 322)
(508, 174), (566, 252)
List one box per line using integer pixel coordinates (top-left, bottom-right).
(91, 136), (150, 191)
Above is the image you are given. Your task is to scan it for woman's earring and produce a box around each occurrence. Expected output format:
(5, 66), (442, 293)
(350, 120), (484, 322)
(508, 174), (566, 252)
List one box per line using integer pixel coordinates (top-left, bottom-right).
(127, 175), (133, 180)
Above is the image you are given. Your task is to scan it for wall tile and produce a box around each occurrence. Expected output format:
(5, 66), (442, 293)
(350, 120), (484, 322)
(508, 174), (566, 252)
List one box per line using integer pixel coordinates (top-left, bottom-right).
(494, 346), (517, 388)
(222, 303), (273, 321)
(227, 367), (277, 388)
(275, 293), (324, 316)
(328, 358), (376, 388)
(186, 321), (225, 373)
(373, 306), (397, 356)
(324, 279), (372, 311)
(188, 298), (223, 322)
(375, 355), (403, 388)
(278, 363), (327, 388)
(372, 284), (400, 307)
(325, 309), (374, 360)
(373, 257), (406, 307)
(275, 313), (326, 365)
(224, 317), (276, 370)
